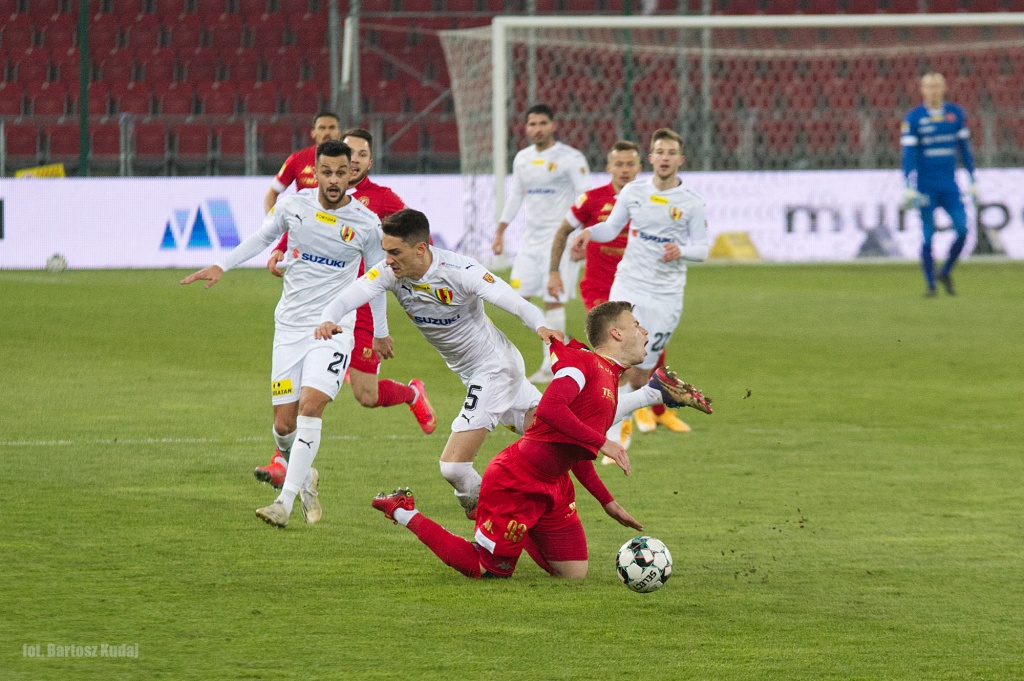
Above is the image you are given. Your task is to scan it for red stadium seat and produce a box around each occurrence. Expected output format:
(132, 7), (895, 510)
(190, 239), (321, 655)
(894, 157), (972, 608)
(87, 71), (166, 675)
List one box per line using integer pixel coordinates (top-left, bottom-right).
(287, 13), (326, 49)
(259, 122), (295, 172)
(367, 81), (404, 114)
(264, 46), (303, 83)
(26, 0), (60, 18)
(99, 51), (136, 82)
(445, 0), (475, 10)
(112, 81), (152, 114)
(90, 121), (122, 170)
(246, 15), (287, 50)
(281, 81), (320, 114)
(237, 0), (269, 16)
(242, 80), (278, 114)
(132, 121), (169, 173)
(384, 121), (420, 156)
(179, 49), (219, 82)
(215, 122), (247, 168)
(0, 81), (26, 116)
(2, 123), (42, 167)
(68, 83), (112, 115)
(122, 16), (162, 50)
(29, 83), (67, 115)
(207, 15), (245, 50)
(138, 49), (177, 81)
(221, 48), (262, 83)
(44, 123), (80, 165)
(1, 16), (37, 51)
(39, 16), (76, 48)
(11, 52), (52, 83)
(157, 82), (194, 114)
(278, 0), (311, 15)
(166, 15), (206, 50)
(197, 81), (238, 115)
(86, 14), (122, 53)
(426, 120), (459, 155)
(172, 123), (212, 171)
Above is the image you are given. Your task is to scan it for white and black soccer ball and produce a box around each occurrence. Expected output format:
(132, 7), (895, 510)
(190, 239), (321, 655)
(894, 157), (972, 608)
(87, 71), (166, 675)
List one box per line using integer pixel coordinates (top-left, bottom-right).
(45, 253), (67, 273)
(616, 536), (673, 593)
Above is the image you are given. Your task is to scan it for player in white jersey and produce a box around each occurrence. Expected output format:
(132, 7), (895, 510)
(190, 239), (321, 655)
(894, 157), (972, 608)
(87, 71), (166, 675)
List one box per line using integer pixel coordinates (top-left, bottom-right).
(492, 104), (590, 384)
(572, 128), (709, 428)
(181, 140), (391, 529)
(317, 209), (563, 517)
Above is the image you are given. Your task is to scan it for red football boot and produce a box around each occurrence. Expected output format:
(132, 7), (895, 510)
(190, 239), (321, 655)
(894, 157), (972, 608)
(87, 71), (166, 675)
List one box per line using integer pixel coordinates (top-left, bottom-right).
(254, 449), (287, 489)
(408, 379), (437, 434)
(371, 488), (416, 523)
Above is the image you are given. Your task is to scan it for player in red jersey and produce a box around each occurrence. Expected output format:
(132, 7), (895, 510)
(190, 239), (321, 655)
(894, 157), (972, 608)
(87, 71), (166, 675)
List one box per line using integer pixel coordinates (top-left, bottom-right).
(548, 141), (690, 450)
(263, 111), (342, 214)
(254, 126), (436, 490)
(370, 301), (712, 579)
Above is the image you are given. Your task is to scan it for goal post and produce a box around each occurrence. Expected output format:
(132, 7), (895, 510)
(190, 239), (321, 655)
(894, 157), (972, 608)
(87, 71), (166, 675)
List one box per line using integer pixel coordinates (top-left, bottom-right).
(440, 13), (1024, 261)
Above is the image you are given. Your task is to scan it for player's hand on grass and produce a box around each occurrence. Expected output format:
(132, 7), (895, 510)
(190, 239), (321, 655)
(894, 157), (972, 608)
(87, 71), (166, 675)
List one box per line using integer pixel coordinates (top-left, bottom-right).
(180, 265), (224, 289)
(600, 438), (631, 476)
(314, 322), (343, 340)
(537, 326), (565, 345)
(267, 250), (285, 278)
(547, 271), (564, 299)
(603, 500), (643, 531)
(372, 335), (395, 360)
(661, 242), (682, 262)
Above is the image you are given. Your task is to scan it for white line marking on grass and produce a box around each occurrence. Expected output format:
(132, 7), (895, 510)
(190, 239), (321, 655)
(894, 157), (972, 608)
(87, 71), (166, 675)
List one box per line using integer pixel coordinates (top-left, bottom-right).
(0, 434), (427, 447)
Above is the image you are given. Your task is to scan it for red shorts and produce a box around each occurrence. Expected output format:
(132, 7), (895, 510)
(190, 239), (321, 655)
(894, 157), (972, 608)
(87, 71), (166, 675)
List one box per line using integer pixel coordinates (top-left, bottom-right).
(348, 304), (380, 374)
(473, 441), (587, 576)
(579, 279), (611, 312)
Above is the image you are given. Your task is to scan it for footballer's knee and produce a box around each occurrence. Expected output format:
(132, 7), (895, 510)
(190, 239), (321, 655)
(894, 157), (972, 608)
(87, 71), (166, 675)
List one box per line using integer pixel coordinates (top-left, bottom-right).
(550, 560), (588, 580)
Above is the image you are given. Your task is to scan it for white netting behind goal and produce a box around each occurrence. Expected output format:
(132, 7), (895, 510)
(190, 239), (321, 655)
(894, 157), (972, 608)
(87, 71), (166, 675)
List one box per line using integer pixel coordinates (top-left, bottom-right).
(439, 20), (1024, 260)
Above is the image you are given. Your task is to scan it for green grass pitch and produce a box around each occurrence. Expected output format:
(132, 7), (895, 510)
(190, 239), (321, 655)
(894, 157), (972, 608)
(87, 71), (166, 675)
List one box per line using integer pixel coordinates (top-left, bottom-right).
(2, 261), (1023, 680)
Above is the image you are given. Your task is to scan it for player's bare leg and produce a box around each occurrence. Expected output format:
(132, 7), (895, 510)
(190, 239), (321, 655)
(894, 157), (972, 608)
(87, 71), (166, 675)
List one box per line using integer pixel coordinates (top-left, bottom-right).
(439, 429), (490, 518)
(256, 387), (331, 528)
(548, 560), (588, 580)
(349, 368), (436, 434)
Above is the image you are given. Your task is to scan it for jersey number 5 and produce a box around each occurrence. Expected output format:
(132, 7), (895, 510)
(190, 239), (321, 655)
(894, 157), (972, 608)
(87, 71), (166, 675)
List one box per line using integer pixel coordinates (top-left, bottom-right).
(464, 384), (482, 411)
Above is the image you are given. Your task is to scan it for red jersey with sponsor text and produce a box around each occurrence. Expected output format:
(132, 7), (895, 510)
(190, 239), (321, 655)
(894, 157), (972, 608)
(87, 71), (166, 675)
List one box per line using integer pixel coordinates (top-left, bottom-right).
(274, 146), (318, 193)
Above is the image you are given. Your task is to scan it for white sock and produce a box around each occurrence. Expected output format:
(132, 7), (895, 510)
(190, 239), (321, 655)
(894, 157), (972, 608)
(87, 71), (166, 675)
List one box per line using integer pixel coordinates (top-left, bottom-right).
(276, 415), (321, 515)
(393, 508), (420, 527)
(439, 461), (482, 511)
(273, 428), (296, 467)
(540, 307), (566, 373)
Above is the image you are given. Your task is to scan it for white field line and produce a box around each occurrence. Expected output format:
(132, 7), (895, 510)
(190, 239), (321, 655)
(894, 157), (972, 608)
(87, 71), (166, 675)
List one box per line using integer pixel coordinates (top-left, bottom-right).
(0, 434), (427, 447)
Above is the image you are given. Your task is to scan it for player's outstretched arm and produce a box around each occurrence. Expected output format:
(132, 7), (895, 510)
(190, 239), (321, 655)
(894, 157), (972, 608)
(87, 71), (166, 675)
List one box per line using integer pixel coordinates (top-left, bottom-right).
(180, 265), (224, 289)
(599, 438), (631, 476)
(603, 500), (642, 531)
(314, 322), (344, 340)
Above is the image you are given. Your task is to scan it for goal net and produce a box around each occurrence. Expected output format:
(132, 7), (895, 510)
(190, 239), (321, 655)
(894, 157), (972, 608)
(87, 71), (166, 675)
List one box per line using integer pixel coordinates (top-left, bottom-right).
(439, 14), (1024, 262)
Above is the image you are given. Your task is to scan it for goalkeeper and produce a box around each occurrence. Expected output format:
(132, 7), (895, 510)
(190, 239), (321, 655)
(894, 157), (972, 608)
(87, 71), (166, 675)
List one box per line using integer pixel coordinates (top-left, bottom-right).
(900, 72), (977, 297)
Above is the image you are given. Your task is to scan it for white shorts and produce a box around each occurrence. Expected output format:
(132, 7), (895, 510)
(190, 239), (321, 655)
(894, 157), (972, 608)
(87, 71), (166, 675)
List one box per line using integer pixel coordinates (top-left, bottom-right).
(271, 326), (355, 405)
(451, 366), (542, 434)
(609, 280), (684, 370)
(510, 241), (581, 304)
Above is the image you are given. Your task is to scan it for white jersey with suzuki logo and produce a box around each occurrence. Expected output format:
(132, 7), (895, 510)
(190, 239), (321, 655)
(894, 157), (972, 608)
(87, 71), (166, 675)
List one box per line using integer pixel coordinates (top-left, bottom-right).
(216, 188), (386, 331)
(589, 176), (709, 297)
(320, 247), (546, 382)
(500, 141), (591, 252)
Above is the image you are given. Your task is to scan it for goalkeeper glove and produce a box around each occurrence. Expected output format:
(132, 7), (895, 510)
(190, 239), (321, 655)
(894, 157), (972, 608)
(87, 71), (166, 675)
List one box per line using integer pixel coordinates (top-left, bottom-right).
(648, 368), (713, 414)
(901, 188), (926, 211)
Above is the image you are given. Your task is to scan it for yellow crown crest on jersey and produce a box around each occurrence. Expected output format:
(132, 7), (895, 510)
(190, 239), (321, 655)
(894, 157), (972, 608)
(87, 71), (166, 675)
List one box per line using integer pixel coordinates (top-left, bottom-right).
(435, 288), (454, 304)
(340, 225), (355, 242)
(316, 211), (337, 225)
(650, 195), (668, 205)
(670, 206), (683, 220)
(548, 162), (558, 172)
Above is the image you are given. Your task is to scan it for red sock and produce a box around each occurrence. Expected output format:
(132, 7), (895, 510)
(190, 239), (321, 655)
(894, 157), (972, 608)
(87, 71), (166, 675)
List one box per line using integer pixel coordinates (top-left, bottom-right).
(652, 352), (668, 416)
(406, 514), (482, 578)
(375, 379), (415, 407)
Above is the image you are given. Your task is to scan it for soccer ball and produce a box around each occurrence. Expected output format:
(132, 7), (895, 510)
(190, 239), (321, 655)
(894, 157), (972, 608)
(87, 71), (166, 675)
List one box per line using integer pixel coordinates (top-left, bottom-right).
(615, 536), (672, 593)
(45, 253), (67, 273)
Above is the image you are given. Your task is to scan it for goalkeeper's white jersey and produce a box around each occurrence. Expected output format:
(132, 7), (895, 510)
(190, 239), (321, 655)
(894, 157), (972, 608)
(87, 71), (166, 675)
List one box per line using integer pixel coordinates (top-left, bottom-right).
(218, 189), (385, 330)
(501, 142), (590, 250)
(605, 177), (708, 297)
(359, 248), (529, 381)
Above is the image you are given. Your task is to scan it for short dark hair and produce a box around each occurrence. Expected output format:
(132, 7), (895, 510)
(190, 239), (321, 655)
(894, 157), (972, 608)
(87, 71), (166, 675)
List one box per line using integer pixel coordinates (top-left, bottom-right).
(382, 209), (431, 246)
(585, 301), (634, 348)
(342, 127), (373, 153)
(312, 111), (340, 127)
(526, 103), (555, 121)
(610, 140), (640, 155)
(316, 140), (352, 162)
(650, 127), (683, 153)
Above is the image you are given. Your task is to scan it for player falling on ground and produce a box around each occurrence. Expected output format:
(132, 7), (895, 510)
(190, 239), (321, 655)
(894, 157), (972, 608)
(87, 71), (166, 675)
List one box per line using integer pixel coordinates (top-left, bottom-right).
(254, 127), (435, 490)
(182, 140), (390, 529)
(571, 128), (709, 418)
(547, 140), (691, 453)
(492, 103), (591, 384)
(316, 209), (562, 518)
(900, 72), (979, 297)
(368, 301), (712, 580)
